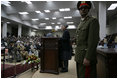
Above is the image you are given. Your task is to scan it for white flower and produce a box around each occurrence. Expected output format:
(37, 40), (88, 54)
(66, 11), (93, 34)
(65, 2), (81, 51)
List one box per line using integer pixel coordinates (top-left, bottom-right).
(28, 61), (31, 64)
(22, 60), (26, 64)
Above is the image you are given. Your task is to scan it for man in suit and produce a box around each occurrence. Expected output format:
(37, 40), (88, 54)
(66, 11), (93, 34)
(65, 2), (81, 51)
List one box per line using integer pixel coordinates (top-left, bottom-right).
(60, 25), (72, 72)
(75, 1), (100, 77)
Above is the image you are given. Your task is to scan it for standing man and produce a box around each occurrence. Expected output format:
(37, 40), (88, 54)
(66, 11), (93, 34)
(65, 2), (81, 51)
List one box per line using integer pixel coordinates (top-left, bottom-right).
(60, 25), (72, 72)
(75, 1), (100, 78)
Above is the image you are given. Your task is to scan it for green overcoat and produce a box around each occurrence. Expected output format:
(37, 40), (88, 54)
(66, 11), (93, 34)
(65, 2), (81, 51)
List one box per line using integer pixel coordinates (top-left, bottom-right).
(75, 16), (100, 64)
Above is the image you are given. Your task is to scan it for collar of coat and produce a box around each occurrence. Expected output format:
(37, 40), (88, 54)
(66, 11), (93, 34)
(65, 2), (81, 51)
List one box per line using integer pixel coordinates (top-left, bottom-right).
(81, 15), (90, 21)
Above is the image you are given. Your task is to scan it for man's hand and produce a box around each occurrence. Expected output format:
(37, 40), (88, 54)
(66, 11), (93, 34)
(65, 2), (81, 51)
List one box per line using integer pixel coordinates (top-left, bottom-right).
(83, 58), (90, 66)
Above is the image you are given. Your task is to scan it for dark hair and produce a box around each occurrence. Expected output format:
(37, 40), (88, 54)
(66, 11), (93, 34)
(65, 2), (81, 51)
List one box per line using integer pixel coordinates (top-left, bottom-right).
(65, 25), (68, 28)
(77, 1), (92, 10)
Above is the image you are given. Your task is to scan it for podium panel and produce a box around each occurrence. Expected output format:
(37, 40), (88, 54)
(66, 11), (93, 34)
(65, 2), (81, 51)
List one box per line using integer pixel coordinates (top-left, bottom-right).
(40, 38), (59, 74)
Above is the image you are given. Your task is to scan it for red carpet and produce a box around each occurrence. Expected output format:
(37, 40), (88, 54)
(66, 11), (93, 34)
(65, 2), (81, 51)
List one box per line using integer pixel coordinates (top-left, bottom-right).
(1, 63), (39, 78)
(1, 64), (14, 70)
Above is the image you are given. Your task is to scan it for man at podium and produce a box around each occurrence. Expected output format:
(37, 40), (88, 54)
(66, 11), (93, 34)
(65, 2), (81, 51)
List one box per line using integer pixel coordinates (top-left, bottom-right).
(59, 25), (72, 72)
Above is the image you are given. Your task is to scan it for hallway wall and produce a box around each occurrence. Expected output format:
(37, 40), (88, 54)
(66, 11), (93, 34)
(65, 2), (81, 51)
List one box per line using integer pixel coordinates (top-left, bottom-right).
(106, 15), (117, 35)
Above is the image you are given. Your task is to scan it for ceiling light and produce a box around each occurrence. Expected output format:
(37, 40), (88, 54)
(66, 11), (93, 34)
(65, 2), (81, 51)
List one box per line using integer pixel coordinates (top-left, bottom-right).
(45, 18), (49, 20)
(108, 3), (117, 10)
(64, 16), (72, 19)
(55, 26), (60, 29)
(44, 10), (50, 13)
(59, 9), (65, 11)
(51, 23), (55, 24)
(32, 19), (39, 21)
(19, 12), (29, 14)
(21, 1), (32, 4)
(33, 30), (37, 31)
(52, 17), (56, 19)
(68, 25), (76, 29)
(57, 22), (61, 24)
(46, 1), (52, 2)
(40, 23), (46, 25)
(59, 8), (70, 12)
(1, 1), (11, 6)
(67, 22), (74, 24)
(35, 11), (41, 13)
(7, 22), (10, 24)
(45, 26), (52, 29)
(25, 1), (32, 4)
(65, 8), (70, 11)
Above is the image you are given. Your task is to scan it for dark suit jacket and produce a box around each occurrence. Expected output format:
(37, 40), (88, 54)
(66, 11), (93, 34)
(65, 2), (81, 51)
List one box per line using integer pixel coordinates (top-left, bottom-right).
(60, 29), (72, 60)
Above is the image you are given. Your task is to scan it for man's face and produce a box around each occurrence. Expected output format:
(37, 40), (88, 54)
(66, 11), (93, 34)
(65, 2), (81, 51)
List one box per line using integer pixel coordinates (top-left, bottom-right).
(79, 6), (89, 17)
(61, 26), (65, 31)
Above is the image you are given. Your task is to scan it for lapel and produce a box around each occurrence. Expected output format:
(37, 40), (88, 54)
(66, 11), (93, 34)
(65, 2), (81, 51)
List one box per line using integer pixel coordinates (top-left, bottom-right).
(76, 16), (90, 34)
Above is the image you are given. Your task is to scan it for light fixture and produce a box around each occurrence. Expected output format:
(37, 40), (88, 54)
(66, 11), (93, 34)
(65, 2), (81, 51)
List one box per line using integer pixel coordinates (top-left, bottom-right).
(21, 1), (32, 4)
(55, 26), (60, 29)
(1, 1), (11, 6)
(40, 23), (46, 25)
(64, 16), (72, 19)
(108, 3), (117, 10)
(19, 12), (29, 14)
(57, 22), (61, 24)
(51, 23), (55, 24)
(45, 18), (49, 20)
(44, 10), (50, 13)
(59, 9), (64, 11)
(67, 22), (74, 24)
(7, 22), (10, 24)
(32, 19), (39, 21)
(59, 8), (70, 12)
(45, 26), (52, 29)
(46, 1), (52, 2)
(68, 25), (76, 29)
(52, 17), (56, 19)
(65, 8), (70, 11)
(35, 11), (41, 13)
(33, 30), (37, 31)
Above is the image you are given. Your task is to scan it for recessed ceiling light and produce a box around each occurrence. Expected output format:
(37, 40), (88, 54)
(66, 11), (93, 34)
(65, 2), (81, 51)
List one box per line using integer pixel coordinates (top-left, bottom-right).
(68, 25), (76, 29)
(7, 22), (10, 24)
(35, 11), (41, 13)
(45, 26), (52, 29)
(51, 23), (55, 24)
(108, 3), (117, 10)
(1, 1), (11, 6)
(32, 19), (39, 21)
(33, 30), (37, 31)
(67, 22), (74, 24)
(65, 8), (70, 11)
(59, 8), (70, 12)
(46, 1), (52, 2)
(19, 12), (29, 14)
(64, 16), (72, 19)
(52, 17), (56, 19)
(21, 1), (32, 4)
(44, 10), (50, 13)
(40, 23), (46, 25)
(57, 22), (61, 24)
(59, 9), (65, 11)
(45, 18), (49, 20)
(55, 26), (60, 29)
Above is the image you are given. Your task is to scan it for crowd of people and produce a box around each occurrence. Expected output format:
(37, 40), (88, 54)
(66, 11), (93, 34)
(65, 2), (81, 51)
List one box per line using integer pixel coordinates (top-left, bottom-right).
(99, 33), (117, 48)
(1, 36), (41, 62)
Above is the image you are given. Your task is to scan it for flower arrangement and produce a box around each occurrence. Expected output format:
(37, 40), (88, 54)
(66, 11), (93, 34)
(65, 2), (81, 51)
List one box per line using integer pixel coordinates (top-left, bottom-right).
(23, 54), (40, 64)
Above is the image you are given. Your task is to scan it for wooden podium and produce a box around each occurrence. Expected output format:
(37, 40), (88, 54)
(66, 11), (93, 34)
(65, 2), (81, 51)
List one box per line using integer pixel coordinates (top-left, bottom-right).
(40, 38), (59, 74)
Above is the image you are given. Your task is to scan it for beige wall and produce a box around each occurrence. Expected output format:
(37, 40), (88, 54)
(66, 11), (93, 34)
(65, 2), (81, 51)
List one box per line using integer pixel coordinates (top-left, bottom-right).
(106, 16), (117, 35)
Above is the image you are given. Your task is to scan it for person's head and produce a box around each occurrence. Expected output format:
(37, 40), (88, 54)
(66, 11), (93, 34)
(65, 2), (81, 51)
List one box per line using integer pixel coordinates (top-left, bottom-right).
(77, 1), (91, 18)
(61, 25), (68, 31)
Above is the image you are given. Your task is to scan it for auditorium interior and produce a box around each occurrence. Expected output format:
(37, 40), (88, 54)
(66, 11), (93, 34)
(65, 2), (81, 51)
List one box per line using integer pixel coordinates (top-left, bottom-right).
(1, 1), (117, 78)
